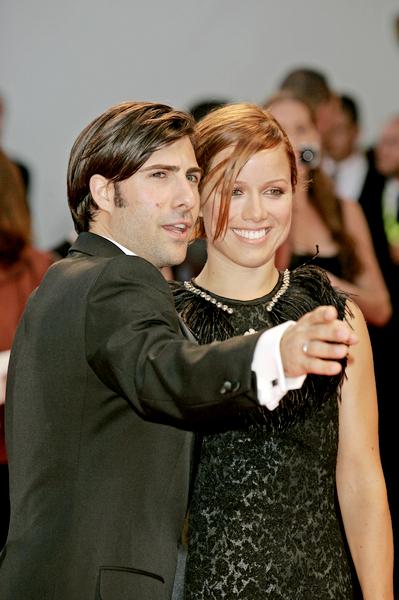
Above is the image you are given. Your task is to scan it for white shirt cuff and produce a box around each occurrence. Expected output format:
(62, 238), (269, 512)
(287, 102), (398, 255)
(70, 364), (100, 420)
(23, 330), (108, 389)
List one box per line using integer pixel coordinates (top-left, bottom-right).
(251, 321), (306, 411)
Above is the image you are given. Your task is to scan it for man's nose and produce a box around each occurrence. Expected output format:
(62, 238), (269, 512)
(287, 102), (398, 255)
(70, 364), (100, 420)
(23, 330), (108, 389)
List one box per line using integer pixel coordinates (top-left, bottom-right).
(174, 176), (199, 210)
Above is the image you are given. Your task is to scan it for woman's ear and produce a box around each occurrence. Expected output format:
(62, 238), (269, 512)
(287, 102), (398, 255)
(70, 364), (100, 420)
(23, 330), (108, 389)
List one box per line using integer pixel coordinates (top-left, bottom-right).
(89, 175), (113, 214)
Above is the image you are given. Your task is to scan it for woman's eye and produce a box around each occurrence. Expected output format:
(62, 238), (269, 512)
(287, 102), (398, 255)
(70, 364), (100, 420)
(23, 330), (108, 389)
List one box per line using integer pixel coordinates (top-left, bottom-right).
(232, 187), (242, 196)
(267, 187), (283, 196)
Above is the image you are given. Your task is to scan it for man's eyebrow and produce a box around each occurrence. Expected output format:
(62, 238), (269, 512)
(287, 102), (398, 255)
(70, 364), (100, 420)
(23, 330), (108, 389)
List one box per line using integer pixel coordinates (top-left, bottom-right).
(141, 164), (203, 176)
(187, 166), (204, 177)
(141, 164), (179, 172)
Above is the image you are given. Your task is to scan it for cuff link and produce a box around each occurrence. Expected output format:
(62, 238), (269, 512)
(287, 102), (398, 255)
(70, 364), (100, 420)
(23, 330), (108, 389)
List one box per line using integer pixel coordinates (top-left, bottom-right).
(219, 380), (241, 394)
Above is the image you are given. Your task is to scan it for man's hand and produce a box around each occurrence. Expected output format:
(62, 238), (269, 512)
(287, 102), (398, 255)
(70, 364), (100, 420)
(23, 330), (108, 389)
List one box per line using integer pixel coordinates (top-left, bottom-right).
(280, 306), (357, 378)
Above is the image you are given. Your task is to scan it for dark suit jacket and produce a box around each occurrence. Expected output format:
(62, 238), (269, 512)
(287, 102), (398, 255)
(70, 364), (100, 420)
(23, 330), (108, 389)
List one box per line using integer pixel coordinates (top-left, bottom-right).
(358, 149), (397, 297)
(0, 232), (262, 600)
(357, 150), (399, 358)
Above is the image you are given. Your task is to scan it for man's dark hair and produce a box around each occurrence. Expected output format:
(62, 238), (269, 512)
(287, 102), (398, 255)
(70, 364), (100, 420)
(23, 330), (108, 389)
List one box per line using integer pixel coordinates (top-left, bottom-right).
(67, 101), (196, 232)
(340, 94), (360, 125)
(279, 67), (331, 109)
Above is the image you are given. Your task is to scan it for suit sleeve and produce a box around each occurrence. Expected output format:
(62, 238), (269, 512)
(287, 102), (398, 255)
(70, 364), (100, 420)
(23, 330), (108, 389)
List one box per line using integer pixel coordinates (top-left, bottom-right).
(85, 255), (261, 427)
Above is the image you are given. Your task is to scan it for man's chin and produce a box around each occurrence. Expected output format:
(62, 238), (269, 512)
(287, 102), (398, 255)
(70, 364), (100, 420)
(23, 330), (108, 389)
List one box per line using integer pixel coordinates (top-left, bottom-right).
(167, 249), (189, 268)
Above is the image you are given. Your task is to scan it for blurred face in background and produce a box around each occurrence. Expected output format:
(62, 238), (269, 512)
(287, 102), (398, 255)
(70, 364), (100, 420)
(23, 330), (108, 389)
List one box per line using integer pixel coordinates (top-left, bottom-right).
(314, 94), (340, 143)
(267, 98), (321, 175)
(376, 117), (399, 178)
(324, 106), (359, 161)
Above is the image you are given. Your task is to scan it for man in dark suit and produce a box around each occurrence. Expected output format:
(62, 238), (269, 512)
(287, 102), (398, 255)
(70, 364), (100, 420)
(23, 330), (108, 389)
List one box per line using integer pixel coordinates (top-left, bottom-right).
(0, 101), (356, 599)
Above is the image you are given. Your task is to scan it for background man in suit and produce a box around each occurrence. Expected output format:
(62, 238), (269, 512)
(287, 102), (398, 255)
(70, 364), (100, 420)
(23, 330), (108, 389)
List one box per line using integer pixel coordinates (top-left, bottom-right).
(0, 101), (356, 600)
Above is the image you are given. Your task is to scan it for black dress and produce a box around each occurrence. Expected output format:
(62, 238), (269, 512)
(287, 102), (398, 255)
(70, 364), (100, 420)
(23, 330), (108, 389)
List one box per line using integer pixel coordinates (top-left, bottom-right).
(172, 265), (354, 599)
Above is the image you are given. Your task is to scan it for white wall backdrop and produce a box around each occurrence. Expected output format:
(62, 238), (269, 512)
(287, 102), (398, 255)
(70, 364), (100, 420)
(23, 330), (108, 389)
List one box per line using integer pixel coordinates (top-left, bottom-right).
(1, 0), (398, 248)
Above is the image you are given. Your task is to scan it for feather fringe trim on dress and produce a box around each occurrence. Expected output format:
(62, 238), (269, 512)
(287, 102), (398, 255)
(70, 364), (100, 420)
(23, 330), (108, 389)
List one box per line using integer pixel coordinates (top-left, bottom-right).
(170, 264), (352, 433)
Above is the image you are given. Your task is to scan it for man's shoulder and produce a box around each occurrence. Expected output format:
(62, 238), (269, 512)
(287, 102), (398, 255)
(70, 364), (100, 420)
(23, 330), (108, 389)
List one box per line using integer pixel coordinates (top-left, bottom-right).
(68, 232), (165, 283)
(96, 254), (168, 287)
(75, 254), (173, 311)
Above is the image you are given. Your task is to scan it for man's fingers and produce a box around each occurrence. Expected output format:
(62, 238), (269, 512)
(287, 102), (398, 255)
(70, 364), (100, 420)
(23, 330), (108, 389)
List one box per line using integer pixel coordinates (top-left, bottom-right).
(303, 305), (338, 324)
(306, 320), (358, 347)
(305, 357), (343, 377)
(320, 305), (339, 322)
(280, 305), (358, 378)
(300, 305), (357, 344)
(301, 340), (349, 360)
(335, 325), (358, 346)
(321, 324), (355, 345)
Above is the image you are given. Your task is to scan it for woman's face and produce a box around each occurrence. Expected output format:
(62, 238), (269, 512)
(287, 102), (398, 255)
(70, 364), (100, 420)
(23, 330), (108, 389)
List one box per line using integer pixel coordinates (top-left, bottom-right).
(201, 144), (292, 270)
(268, 99), (321, 173)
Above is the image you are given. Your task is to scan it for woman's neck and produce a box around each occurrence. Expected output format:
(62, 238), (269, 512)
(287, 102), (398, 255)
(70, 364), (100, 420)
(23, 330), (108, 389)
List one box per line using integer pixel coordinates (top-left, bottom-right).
(195, 256), (280, 301)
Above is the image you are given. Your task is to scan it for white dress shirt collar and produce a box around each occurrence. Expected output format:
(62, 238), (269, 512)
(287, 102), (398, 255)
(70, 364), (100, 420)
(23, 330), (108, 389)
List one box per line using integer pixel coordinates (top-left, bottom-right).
(102, 236), (136, 256)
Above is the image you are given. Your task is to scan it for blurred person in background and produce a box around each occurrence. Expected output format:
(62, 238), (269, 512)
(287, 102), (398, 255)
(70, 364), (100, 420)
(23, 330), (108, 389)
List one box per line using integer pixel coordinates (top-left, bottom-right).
(372, 114), (399, 592)
(323, 94), (368, 203)
(375, 115), (399, 266)
(322, 94), (398, 302)
(277, 73), (396, 297)
(189, 98), (229, 123)
(0, 95), (31, 202)
(0, 151), (55, 548)
(278, 66), (339, 149)
(264, 92), (392, 327)
(324, 102), (399, 597)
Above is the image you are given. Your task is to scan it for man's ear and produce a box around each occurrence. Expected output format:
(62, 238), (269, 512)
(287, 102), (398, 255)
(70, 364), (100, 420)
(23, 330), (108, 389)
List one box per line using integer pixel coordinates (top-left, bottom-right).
(89, 175), (114, 214)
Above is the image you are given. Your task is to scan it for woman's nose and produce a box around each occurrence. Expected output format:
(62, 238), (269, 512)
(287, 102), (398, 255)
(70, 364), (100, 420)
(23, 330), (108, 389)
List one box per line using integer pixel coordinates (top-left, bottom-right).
(242, 194), (268, 221)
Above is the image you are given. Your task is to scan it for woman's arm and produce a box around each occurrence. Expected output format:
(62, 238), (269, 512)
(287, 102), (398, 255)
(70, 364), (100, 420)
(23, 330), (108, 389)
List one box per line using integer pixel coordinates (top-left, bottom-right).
(336, 300), (394, 599)
(328, 201), (392, 326)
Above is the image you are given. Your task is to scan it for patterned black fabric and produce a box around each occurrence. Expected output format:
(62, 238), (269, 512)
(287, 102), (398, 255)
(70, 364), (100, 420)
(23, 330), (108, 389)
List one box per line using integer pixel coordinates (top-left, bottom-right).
(172, 265), (354, 599)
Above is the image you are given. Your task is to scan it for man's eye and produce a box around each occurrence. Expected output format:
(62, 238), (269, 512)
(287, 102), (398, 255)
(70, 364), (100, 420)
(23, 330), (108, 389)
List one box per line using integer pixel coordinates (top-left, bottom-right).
(187, 173), (200, 184)
(152, 171), (166, 178)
